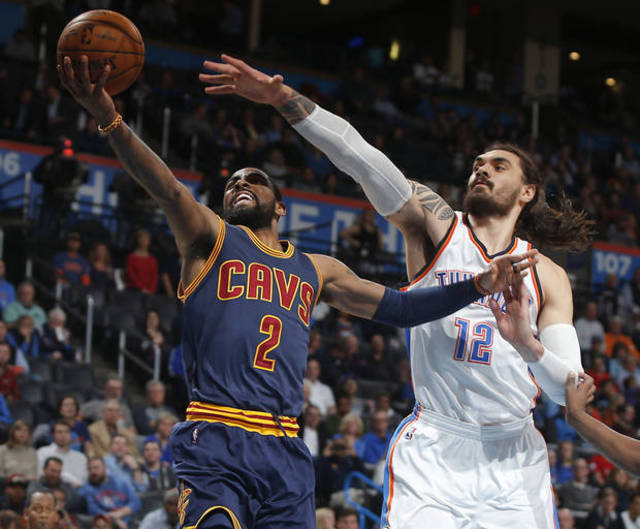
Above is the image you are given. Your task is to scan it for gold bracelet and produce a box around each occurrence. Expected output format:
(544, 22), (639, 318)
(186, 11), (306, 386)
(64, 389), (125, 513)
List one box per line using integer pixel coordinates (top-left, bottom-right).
(473, 275), (491, 296)
(98, 113), (123, 136)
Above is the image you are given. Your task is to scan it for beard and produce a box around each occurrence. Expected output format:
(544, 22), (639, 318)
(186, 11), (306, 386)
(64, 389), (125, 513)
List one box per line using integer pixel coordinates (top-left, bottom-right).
(223, 198), (276, 231)
(463, 186), (520, 218)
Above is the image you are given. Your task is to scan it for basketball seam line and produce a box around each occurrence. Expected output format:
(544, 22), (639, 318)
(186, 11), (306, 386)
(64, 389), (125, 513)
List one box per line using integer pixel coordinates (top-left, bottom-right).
(58, 49), (145, 55)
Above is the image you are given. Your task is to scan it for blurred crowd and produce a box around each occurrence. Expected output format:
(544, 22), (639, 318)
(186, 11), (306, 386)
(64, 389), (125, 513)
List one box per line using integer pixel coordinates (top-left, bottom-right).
(1, 2), (640, 529)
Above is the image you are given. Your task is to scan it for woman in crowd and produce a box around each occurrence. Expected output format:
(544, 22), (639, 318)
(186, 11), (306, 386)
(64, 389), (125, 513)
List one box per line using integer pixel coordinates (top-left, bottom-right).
(0, 420), (38, 480)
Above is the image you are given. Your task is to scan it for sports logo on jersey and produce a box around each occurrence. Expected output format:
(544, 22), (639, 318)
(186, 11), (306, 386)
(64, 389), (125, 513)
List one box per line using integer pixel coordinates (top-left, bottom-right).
(192, 427), (199, 445)
(405, 426), (417, 441)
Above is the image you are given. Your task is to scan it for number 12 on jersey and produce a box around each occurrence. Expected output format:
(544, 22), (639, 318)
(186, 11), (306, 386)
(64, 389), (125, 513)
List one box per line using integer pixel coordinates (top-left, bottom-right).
(453, 317), (494, 365)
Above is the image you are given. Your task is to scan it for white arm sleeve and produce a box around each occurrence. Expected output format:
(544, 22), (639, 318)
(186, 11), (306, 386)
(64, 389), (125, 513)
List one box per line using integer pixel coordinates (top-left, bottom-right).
(292, 105), (412, 216)
(527, 323), (583, 405)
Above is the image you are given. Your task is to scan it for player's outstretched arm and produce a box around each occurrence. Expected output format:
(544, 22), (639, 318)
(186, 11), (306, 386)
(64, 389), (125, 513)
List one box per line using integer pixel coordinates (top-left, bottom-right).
(200, 55), (450, 275)
(312, 250), (537, 324)
(566, 373), (640, 475)
(58, 56), (219, 255)
(489, 256), (583, 405)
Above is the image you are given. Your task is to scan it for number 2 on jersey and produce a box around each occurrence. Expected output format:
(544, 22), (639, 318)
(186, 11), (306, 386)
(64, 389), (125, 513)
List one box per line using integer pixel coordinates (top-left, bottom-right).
(253, 315), (283, 371)
(453, 317), (494, 365)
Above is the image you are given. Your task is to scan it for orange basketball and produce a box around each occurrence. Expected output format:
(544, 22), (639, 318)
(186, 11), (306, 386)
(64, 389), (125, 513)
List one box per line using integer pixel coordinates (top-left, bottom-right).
(57, 10), (144, 96)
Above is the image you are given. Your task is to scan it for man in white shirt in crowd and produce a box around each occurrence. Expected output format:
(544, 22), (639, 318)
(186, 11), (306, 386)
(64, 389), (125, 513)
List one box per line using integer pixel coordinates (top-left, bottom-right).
(303, 359), (336, 417)
(575, 300), (605, 352)
(137, 488), (179, 529)
(37, 421), (88, 487)
(622, 493), (640, 529)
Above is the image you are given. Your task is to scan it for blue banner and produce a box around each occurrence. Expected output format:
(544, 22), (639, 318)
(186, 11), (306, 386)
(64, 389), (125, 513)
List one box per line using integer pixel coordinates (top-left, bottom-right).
(591, 242), (640, 285)
(0, 140), (405, 260)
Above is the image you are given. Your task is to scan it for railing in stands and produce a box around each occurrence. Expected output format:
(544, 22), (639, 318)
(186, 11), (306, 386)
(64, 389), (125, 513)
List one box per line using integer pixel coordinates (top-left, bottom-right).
(343, 471), (383, 529)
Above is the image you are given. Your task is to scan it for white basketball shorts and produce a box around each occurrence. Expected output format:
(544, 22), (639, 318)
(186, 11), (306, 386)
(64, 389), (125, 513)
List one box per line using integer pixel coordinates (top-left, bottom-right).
(381, 404), (558, 529)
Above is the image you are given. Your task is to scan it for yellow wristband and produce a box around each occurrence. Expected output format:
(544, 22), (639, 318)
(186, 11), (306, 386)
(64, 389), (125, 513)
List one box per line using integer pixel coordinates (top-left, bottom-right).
(473, 275), (491, 296)
(98, 113), (123, 136)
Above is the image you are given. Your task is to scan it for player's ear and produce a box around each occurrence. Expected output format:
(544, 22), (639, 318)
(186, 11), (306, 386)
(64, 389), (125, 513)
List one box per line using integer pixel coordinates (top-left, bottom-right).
(275, 200), (286, 217)
(521, 183), (536, 204)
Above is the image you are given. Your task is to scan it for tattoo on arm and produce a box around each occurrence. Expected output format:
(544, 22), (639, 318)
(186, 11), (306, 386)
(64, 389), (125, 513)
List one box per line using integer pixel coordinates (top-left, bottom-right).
(410, 181), (454, 220)
(275, 90), (316, 125)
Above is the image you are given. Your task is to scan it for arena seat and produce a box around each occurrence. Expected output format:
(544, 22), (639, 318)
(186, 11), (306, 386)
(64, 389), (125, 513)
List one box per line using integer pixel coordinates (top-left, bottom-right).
(7, 400), (34, 424)
(17, 376), (46, 404)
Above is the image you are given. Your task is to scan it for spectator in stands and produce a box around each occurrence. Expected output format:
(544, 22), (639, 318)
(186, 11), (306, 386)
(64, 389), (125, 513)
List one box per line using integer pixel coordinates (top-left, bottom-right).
(54, 396), (92, 454)
(42, 84), (75, 139)
(126, 229), (158, 294)
(303, 359), (336, 418)
(300, 405), (327, 459)
(622, 269), (640, 316)
(0, 421), (37, 480)
(88, 243), (114, 291)
(587, 354), (613, 388)
(598, 275), (624, 325)
(606, 316), (639, 358)
(575, 300), (605, 352)
(0, 474), (29, 514)
(557, 508), (575, 529)
(133, 381), (175, 437)
(339, 210), (383, 275)
(333, 414), (364, 458)
(81, 374), (135, 430)
(0, 343), (19, 400)
(3, 282), (46, 330)
(77, 457), (140, 525)
(316, 436), (365, 507)
(358, 334), (391, 381)
(621, 493), (640, 529)
(557, 458), (599, 521)
(392, 357), (414, 415)
(103, 435), (146, 493)
(335, 507), (359, 529)
(615, 354), (640, 389)
(88, 399), (138, 459)
(373, 392), (401, 431)
(608, 468), (633, 512)
(6, 315), (40, 364)
(0, 510), (18, 529)
(40, 308), (75, 361)
(324, 394), (353, 439)
(359, 410), (391, 466)
(50, 487), (79, 529)
(138, 311), (170, 367)
(26, 457), (84, 513)
(555, 441), (575, 486)
(37, 421), (87, 487)
(0, 261), (15, 312)
(137, 488), (178, 529)
(583, 488), (623, 529)
(315, 507), (336, 529)
(139, 440), (176, 491)
(53, 233), (90, 286)
(144, 413), (176, 464)
(4, 29), (36, 62)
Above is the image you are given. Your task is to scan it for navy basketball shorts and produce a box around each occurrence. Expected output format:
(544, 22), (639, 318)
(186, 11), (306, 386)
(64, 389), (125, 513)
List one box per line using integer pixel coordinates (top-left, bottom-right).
(170, 415), (315, 529)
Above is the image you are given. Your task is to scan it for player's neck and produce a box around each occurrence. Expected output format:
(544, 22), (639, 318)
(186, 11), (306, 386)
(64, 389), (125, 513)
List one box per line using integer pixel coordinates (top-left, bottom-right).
(467, 213), (518, 255)
(253, 226), (284, 253)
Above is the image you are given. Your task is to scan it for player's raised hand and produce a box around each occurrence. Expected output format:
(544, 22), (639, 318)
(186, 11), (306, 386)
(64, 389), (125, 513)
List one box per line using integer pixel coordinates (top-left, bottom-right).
(200, 54), (288, 105)
(565, 373), (596, 420)
(57, 55), (116, 125)
(475, 249), (538, 294)
(488, 272), (540, 361)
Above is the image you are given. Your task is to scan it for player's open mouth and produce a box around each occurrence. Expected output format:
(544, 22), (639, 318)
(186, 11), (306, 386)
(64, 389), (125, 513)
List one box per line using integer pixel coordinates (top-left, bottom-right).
(233, 192), (255, 206)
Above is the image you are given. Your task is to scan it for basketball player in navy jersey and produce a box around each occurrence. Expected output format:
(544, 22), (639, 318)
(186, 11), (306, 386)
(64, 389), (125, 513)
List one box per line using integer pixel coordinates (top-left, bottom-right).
(58, 56), (536, 529)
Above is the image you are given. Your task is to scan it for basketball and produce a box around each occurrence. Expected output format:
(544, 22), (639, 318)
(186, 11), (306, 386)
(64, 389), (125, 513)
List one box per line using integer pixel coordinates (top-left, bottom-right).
(57, 9), (144, 96)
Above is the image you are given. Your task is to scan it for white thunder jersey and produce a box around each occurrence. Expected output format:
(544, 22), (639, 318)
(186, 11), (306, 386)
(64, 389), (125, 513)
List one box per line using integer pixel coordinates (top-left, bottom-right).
(406, 211), (543, 425)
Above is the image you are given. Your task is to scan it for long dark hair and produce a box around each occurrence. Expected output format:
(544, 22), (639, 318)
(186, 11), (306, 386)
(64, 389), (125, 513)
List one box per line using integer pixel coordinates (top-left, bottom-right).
(483, 142), (595, 251)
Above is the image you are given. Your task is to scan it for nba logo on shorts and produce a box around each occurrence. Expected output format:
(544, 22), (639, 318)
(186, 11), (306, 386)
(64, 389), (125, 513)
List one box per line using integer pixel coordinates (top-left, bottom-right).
(192, 427), (199, 445)
(405, 427), (416, 441)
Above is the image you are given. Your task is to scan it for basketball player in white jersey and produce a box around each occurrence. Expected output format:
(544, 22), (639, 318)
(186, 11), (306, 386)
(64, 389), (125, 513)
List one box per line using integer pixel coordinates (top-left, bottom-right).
(200, 55), (594, 528)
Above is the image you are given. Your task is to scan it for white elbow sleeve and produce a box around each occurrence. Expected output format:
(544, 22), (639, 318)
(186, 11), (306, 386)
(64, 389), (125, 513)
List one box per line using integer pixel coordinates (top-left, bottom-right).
(292, 106), (412, 216)
(528, 324), (583, 405)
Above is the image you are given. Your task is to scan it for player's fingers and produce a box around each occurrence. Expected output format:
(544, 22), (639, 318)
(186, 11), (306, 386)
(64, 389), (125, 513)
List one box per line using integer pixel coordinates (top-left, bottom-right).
(269, 74), (284, 86)
(199, 73), (234, 85)
(566, 372), (576, 389)
(220, 53), (253, 73)
(95, 64), (110, 93)
(63, 56), (76, 84)
(203, 60), (237, 75)
(488, 298), (502, 320)
(79, 55), (91, 91)
(57, 64), (72, 92)
(502, 286), (513, 304)
(204, 85), (236, 95)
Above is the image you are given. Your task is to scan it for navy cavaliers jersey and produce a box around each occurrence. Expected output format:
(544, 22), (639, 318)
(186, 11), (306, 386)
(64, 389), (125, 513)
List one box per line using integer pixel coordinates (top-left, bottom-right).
(178, 218), (322, 418)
